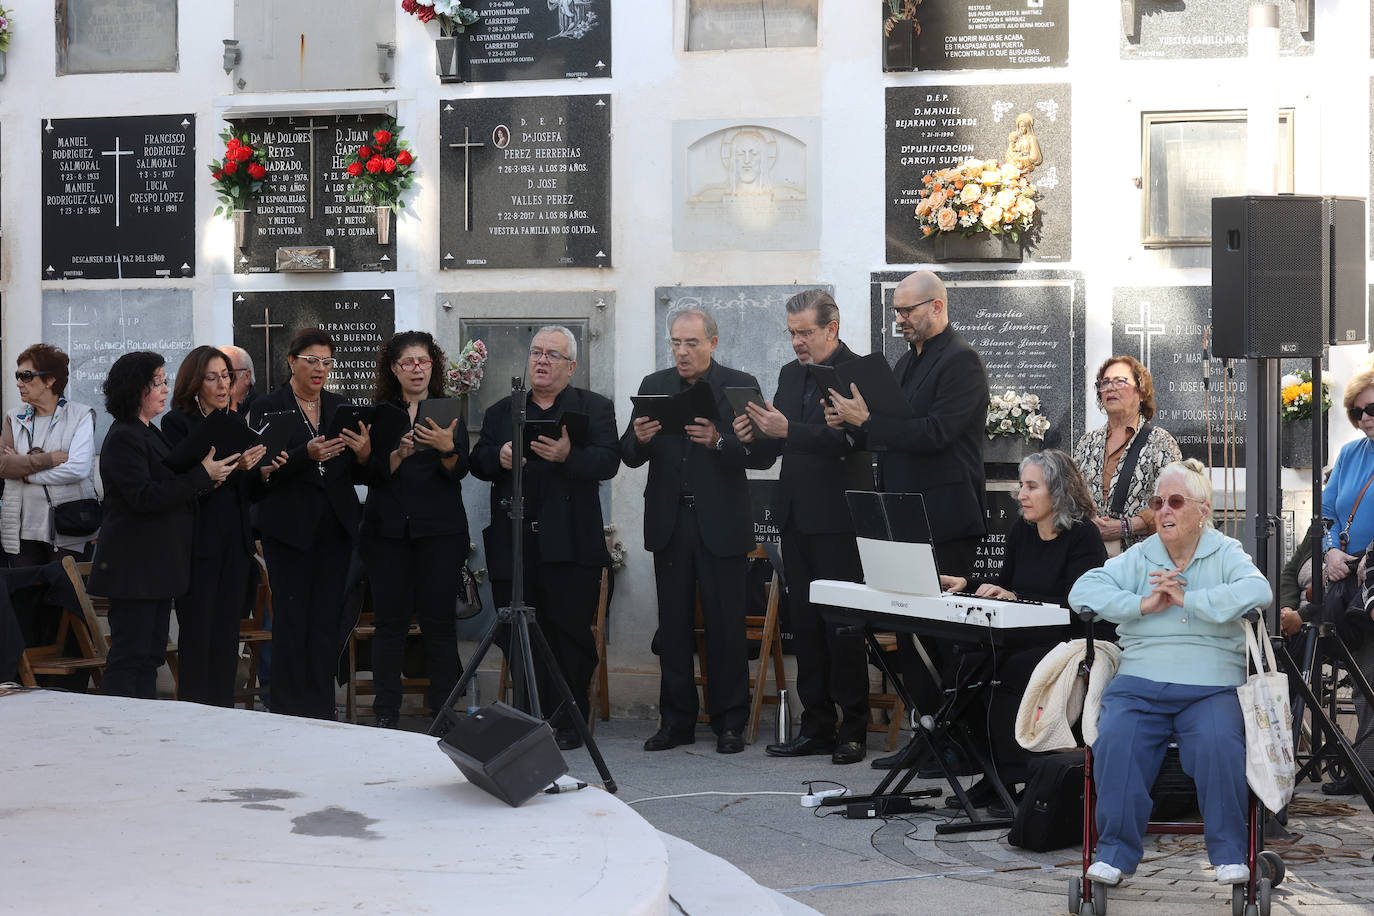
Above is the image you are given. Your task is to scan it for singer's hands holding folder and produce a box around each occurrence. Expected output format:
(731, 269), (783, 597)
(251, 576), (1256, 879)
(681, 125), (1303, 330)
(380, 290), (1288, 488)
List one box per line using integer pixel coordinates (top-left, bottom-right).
(413, 418), (457, 456)
(339, 421), (373, 464)
(237, 443), (268, 473)
(201, 446), (242, 487)
(825, 383), (869, 428)
(259, 450), (290, 479)
(684, 418), (721, 449)
(632, 416), (661, 444)
(529, 427), (571, 463)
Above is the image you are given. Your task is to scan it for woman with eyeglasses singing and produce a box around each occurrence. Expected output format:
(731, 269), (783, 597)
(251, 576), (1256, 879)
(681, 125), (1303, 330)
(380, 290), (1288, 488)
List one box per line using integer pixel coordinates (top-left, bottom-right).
(248, 329), (371, 719)
(0, 344), (100, 566)
(89, 352), (242, 699)
(1072, 355), (1182, 557)
(160, 346), (268, 707)
(1070, 459), (1272, 891)
(358, 331), (469, 729)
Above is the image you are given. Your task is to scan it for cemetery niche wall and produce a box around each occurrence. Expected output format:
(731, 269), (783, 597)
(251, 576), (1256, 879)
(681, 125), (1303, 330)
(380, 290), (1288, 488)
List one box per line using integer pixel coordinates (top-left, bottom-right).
(915, 0), (1068, 70)
(439, 95), (612, 270)
(230, 0), (396, 92)
(229, 114), (397, 274)
(1120, 0), (1311, 59)
(42, 115), (196, 280)
(464, 0), (611, 82)
(56, 0), (178, 75)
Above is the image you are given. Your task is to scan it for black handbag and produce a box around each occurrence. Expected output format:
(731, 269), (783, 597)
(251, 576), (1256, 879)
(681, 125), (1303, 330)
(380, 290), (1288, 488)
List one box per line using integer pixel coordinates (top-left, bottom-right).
(1008, 749), (1085, 852)
(44, 486), (102, 538)
(456, 564), (483, 620)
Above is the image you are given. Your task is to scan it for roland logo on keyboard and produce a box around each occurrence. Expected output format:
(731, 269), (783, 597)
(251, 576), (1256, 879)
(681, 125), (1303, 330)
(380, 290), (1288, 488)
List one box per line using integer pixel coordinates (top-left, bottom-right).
(890, 599), (908, 609)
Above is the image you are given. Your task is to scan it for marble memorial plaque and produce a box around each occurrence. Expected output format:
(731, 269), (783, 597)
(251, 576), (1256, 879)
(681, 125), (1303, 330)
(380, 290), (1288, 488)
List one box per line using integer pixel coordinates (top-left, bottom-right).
(1111, 286), (1247, 466)
(687, 0), (817, 50)
(42, 289), (194, 446)
(232, 290), (394, 404)
(971, 488), (1019, 584)
(917, 0), (1068, 70)
(232, 115), (395, 274)
(870, 270), (1086, 452)
(466, 0), (611, 81)
(231, 0), (396, 91)
(656, 285), (835, 401)
(1122, 0), (1311, 60)
(673, 119), (821, 252)
(886, 84), (1070, 264)
(57, 0), (178, 74)
(42, 114), (196, 280)
(439, 95), (611, 269)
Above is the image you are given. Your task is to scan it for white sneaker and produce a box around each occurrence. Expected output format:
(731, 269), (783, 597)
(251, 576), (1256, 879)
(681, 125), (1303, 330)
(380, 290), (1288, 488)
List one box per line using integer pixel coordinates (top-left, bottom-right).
(1086, 861), (1123, 886)
(1215, 864), (1250, 885)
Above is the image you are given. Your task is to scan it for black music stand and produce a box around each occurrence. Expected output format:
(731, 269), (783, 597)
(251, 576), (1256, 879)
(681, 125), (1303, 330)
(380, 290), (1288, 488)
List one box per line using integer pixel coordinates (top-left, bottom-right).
(429, 377), (617, 795)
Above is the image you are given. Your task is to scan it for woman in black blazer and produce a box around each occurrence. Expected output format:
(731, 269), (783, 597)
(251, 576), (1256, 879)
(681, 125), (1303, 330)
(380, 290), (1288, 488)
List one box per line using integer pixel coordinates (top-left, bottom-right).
(90, 352), (240, 699)
(162, 346), (267, 707)
(360, 331), (468, 728)
(248, 329), (370, 719)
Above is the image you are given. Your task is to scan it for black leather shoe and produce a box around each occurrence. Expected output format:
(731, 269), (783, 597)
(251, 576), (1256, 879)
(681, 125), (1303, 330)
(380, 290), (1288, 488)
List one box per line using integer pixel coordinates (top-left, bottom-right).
(944, 777), (997, 809)
(1322, 777), (1357, 796)
(717, 730), (745, 754)
(871, 739), (926, 770)
(986, 792), (1021, 820)
(918, 747), (975, 779)
(643, 727), (695, 751)
(375, 714), (399, 729)
(765, 734), (836, 757)
(832, 741), (867, 765)
(556, 727), (583, 751)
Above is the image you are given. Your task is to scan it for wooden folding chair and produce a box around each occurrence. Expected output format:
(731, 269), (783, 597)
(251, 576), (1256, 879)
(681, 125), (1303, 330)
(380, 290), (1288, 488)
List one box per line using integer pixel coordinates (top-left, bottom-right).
(868, 633), (905, 751)
(15, 557), (108, 690)
(75, 559), (180, 695)
(345, 611), (426, 723)
(235, 548), (274, 709)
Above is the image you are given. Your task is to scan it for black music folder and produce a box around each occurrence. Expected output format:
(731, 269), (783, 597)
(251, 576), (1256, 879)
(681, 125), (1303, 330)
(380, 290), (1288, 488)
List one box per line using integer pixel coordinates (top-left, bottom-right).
(833, 353), (913, 420)
(325, 403), (376, 440)
(255, 410), (305, 461)
(805, 364), (840, 406)
(413, 398), (465, 451)
(630, 382), (720, 435)
(368, 403), (412, 453)
(163, 409), (260, 473)
(523, 410), (592, 460)
(724, 386), (774, 438)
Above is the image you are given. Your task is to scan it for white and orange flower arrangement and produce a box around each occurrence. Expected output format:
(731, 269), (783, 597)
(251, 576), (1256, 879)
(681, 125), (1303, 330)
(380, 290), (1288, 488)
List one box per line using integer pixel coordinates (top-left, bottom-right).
(915, 159), (1039, 241)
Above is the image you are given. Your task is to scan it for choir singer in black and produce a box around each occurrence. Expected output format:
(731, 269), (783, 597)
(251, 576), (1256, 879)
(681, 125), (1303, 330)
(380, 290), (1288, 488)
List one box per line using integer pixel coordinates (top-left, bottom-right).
(470, 326), (620, 750)
(620, 309), (775, 754)
(732, 290), (872, 765)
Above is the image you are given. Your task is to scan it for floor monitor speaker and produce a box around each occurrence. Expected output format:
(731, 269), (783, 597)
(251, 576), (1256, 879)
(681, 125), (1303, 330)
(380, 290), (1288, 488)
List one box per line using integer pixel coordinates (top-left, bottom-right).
(437, 702), (567, 807)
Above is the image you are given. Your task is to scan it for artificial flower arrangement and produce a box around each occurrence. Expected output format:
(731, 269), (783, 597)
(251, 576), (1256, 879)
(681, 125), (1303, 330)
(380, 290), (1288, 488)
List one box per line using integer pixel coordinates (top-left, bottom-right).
(0, 6), (14, 53)
(208, 130), (269, 218)
(1279, 369), (1331, 423)
(444, 339), (488, 397)
(915, 159), (1039, 241)
(401, 0), (480, 36)
(987, 389), (1050, 441)
(344, 120), (417, 211)
(884, 0), (921, 36)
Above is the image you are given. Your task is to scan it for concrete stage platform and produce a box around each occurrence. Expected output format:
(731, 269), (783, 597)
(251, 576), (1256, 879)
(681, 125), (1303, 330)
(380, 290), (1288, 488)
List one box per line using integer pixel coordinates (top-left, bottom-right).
(1, 692), (813, 915)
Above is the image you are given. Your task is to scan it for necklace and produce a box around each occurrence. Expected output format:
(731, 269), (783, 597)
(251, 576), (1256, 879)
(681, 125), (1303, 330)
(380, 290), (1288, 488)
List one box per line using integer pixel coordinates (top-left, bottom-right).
(292, 391), (327, 477)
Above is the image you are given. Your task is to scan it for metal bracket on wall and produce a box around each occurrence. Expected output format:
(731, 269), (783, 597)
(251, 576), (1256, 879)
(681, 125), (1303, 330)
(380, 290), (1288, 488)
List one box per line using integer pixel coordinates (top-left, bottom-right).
(1295, 0), (1312, 34)
(1122, 0), (1140, 42)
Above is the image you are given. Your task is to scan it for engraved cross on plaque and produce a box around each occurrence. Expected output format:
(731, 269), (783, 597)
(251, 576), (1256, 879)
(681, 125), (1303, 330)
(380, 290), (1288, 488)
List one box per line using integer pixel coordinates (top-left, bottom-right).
(448, 127), (485, 232)
(301, 118), (331, 220)
(1125, 300), (1167, 372)
(252, 308), (286, 389)
(52, 307), (90, 358)
(100, 137), (135, 228)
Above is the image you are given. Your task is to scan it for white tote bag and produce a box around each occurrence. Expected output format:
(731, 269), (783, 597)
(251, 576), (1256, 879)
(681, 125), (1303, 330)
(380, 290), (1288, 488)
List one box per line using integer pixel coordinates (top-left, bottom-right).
(1236, 619), (1296, 813)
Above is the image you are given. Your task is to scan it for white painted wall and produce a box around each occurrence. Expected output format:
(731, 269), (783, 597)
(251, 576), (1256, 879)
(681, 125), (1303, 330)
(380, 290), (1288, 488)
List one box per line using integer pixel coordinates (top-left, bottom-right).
(0, 2), (1369, 713)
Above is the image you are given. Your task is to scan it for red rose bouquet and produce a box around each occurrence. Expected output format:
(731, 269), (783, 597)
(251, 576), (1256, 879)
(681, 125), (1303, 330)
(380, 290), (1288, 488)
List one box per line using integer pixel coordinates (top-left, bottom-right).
(400, 0), (479, 38)
(208, 128), (269, 219)
(344, 119), (417, 211)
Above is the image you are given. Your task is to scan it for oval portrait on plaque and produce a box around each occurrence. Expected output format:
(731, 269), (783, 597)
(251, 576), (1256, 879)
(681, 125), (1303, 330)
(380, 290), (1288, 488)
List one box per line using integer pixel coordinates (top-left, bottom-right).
(492, 125), (510, 149)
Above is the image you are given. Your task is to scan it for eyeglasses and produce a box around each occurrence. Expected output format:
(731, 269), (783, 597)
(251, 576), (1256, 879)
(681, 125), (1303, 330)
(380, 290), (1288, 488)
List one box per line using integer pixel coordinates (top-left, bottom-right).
(1096, 377), (1136, 392)
(397, 357), (433, 371)
(1147, 494), (1207, 512)
(14, 371), (51, 383)
(527, 348), (570, 364)
(293, 355), (336, 369)
(892, 298), (936, 319)
(203, 372), (235, 384)
(669, 338), (704, 351)
(786, 326), (824, 340)
(1349, 404), (1374, 422)
(147, 377), (170, 390)
(227, 368), (251, 378)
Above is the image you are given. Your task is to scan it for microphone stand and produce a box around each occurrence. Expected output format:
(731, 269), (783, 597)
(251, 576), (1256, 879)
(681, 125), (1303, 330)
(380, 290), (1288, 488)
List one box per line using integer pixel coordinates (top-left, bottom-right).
(430, 376), (616, 794)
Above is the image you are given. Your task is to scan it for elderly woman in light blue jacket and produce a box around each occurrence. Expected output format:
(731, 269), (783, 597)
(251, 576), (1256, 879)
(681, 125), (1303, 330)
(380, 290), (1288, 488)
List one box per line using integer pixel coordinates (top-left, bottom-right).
(1069, 458), (1272, 890)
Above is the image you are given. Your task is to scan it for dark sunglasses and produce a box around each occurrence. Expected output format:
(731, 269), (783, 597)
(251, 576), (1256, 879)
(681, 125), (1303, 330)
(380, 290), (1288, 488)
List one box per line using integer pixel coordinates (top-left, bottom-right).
(1148, 494), (1206, 511)
(1349, 404), (1374, 422)
(15, 370), (51, 383)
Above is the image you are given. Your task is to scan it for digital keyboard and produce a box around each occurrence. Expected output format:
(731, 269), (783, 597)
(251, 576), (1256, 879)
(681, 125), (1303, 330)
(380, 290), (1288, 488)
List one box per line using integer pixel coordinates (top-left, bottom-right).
(810, 579), (1067, 644)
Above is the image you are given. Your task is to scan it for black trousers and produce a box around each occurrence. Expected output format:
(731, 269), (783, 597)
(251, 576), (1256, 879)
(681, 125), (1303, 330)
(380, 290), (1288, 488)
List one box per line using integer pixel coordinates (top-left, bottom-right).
(362, 531), (465, 718)
(176, 547), (252, 708)
(896, 535), (980, 716)
(102, 598), (172, 699)
(781, 526), (869, 743)
(262, 520), (352, 720)
(652, 506), (749, 735)
(7, 540), (89, 568)
(491, 526), (601, 729)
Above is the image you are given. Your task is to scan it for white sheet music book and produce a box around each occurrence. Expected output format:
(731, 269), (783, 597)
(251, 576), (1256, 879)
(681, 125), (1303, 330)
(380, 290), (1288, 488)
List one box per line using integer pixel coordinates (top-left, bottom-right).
(855, 537), (943, 596)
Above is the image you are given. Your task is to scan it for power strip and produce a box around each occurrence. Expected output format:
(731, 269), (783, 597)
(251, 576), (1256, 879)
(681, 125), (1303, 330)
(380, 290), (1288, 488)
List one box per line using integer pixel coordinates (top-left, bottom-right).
(800, 787), (848, 808)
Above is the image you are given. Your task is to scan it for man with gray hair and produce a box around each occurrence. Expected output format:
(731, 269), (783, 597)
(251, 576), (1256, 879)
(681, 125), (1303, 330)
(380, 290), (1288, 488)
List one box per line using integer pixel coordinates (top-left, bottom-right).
(219, 345), (258, 415)
(620, 308), (775, 754)
(470, 325), (620, 750)
(734, 289), (873, 764)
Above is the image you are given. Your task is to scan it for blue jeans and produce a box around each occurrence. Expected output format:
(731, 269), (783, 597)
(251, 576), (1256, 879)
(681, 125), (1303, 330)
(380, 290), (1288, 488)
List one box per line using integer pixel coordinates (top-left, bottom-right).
(1092, 675), (1248, 872)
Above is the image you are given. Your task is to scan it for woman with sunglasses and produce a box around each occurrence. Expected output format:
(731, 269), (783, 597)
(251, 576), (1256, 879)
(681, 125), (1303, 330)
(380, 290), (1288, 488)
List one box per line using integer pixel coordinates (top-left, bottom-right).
(248, 329), (371, 719)
(358, 331), (469, 728)
(1072, 355), (1182, 557)
(89, 352), (242, 699)
(1069, 459), (1272, 891)
(0, 344), (100, 566)
(1314, 369), (1374, 793)
(161, 346), (268, 707)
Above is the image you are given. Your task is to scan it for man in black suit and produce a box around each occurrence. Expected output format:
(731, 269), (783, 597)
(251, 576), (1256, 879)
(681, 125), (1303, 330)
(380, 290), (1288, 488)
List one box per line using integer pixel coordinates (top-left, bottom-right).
(733, 289), (873, 765)
(620, 309), (776, 754)
(829, 270), (988, 763)
(471, 326), (620, 750)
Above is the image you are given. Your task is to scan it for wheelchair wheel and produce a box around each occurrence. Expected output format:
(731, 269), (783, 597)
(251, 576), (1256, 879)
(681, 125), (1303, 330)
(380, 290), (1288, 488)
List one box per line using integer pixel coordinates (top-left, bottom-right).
(1069, 876), (1082, 914)
(1090, 883), (1108, 915)
(1257, 877), (1272, 916)
(1258, 850), (1285, 888)
(1232, 884), (1245, 916)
